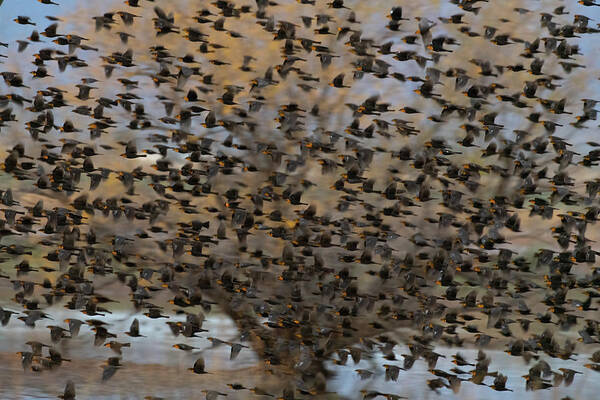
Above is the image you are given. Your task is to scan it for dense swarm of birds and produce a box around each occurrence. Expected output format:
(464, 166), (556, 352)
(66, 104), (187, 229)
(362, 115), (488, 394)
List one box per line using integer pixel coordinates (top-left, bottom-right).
(1, 0), (600, 398)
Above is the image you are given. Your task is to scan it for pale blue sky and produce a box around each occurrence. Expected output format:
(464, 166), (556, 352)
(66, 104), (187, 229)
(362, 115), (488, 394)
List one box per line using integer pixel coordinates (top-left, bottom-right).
(1, 0), (76, 40)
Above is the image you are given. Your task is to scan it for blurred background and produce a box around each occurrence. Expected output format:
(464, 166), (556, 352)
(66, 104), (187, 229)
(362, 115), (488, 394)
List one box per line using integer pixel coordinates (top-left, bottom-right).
(1, 0), (600, 399)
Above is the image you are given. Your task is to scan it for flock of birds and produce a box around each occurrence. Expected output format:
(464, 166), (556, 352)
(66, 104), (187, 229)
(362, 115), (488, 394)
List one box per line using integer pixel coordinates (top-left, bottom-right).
(1, 0), (600, 398)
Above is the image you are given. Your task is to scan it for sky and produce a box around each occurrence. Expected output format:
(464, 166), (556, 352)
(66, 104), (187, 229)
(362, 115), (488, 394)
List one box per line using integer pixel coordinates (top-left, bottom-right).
(1, 0), (77, 39)
(1, 1), (600, 399)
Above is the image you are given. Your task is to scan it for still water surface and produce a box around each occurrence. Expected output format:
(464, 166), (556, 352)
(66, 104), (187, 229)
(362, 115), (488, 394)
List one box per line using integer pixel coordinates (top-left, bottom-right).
(0, 309), (597, 399)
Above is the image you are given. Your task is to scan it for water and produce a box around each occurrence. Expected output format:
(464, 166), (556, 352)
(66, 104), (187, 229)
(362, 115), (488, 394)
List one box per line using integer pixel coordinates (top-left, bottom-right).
(1, 309), (598, 399)
(1, 0), (600, 399)
(0, 309), (260, 400)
